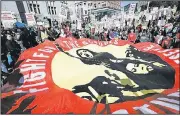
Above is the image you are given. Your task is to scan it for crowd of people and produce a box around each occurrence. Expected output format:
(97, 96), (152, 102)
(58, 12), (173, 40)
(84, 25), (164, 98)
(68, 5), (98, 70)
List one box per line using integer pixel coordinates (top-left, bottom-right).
(1, 12), (180, 87)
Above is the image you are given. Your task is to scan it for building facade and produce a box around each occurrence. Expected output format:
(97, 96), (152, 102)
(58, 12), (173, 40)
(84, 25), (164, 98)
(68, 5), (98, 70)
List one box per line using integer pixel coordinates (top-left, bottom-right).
(75, 1), (121, 22)
(91, 1), (121, 21)
(1, 1), (22, 22)
(137, 1), (149, 9)
(1, 1), (69, 25)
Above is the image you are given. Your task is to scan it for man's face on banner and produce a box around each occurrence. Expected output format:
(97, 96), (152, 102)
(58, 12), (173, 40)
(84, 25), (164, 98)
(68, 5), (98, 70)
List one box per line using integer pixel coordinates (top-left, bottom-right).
(77, 49), (94, 59)
(126, 63), (154, 74)
(51, 44), (175, 104)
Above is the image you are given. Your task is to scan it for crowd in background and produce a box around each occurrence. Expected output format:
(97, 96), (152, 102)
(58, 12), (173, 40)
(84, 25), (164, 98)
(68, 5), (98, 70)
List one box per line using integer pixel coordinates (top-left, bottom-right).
(1, 10), (180, 87)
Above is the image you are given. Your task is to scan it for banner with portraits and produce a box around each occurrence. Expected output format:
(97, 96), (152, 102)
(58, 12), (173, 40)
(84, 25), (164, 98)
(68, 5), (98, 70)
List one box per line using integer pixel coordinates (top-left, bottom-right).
(1, 38), (179, 114)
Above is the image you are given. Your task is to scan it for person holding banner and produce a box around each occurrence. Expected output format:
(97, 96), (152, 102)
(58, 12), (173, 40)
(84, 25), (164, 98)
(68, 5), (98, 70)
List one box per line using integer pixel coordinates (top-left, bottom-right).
(19, 28), (31, 49)
(64, 25), (72, 38)
(128, 29), (136, 43)
(29, 27), (38, 47)
(38, 26), (49, 42)
(5, 34), (21, 66)
(1, 32), (11, 72)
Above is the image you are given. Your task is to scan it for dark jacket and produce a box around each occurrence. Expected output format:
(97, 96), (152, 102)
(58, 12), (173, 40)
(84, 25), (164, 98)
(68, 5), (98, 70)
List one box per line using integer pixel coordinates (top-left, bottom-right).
(6, 40), (21, 53)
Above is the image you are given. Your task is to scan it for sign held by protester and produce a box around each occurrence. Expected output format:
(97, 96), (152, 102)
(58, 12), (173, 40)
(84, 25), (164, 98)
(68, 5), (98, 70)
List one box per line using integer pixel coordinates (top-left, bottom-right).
(1, 11), (16, 29)
(25, 13), (36, 26)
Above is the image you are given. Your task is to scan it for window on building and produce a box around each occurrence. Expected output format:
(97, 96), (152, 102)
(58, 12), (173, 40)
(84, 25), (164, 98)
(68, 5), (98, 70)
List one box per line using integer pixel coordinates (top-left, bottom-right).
(85, 10), (87, 15)
(48, 6), (51, 14)
(88, 10), (90, 14)
(28, 3), (41, 14)
(37, 5), (40, 14)
(29, 4), (33, 12)
(94, 4), (96, 8)
(84, 3), (86, 5)
(33, 4), (37, 13)
(51, 7), (54, 15)
(54, 7), (56, 15)
(102, 4), (106, 7)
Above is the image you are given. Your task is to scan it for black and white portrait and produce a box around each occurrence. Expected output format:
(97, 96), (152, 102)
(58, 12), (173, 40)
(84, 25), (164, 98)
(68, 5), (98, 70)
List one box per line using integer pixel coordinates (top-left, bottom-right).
(52, 45), (175, 104)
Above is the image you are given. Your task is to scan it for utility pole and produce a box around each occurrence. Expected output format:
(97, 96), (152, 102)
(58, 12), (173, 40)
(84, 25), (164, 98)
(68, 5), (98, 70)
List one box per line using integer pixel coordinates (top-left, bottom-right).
(15, 1), (27, 24)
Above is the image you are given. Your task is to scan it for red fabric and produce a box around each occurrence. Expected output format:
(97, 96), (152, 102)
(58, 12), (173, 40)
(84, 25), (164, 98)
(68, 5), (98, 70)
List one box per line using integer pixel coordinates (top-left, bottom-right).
(1, 38), (179, 114)
(128, 33), (136, 43)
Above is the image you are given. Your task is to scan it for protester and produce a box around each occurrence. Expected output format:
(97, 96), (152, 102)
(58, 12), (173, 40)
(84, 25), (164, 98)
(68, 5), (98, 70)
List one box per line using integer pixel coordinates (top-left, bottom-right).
(5, 33), (21, 66)
(1, 7), (180, 84)
(59, 24), (66, 38)
(53, 19), (59, 29)
(109, 29), (115, 40)
(29, 27), (38, 47)
(151, 26), (159, 42)
(128, 29), (137, 43)
(64, 25), (72, 38)
(174, 28), (180, 48)
(89, 28), (98, 40)
(19, 28), (31, 49)
(47, 27), (55, 41)
(1, 31), (11, 72)
(38, 25), (49, 42)
(103, 29), (108, 41)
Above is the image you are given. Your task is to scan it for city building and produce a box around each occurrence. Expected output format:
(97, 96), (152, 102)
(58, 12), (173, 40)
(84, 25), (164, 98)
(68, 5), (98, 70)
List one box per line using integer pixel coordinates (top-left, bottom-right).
(123, 3), (137, 15)
(91, 1), (121, 22)
(2, 1), (25, 22)
(67, 2), (78, 22)
(58, 1), (69, 23)
(75, 1), (121, 22)
(137, 1), (149, 12)
(92, 1), (121, 31)
(74, 1), (89, 21)
(1, 1), (69, 26)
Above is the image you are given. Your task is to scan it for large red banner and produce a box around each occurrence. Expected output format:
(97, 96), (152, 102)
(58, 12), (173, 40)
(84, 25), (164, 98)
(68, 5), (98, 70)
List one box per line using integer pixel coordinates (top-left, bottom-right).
(1, 38), (180, 114)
